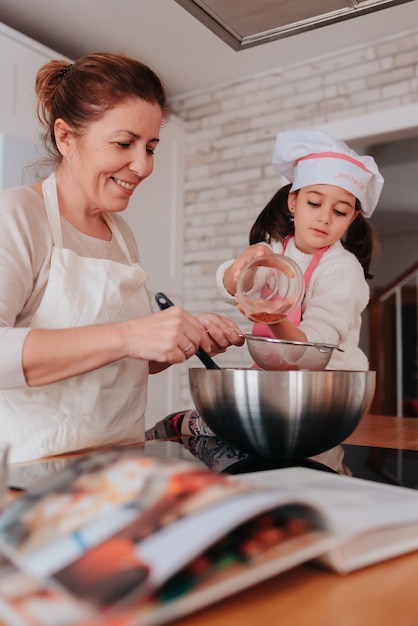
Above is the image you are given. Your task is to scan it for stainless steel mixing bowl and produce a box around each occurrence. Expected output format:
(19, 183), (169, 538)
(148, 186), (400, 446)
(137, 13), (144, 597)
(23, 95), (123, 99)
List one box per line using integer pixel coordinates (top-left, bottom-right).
(188, 368), (375, 461)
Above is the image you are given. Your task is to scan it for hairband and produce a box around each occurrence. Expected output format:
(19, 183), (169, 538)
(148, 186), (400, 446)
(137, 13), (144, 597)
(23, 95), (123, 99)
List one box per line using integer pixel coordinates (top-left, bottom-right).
(59, 64), (73, 79)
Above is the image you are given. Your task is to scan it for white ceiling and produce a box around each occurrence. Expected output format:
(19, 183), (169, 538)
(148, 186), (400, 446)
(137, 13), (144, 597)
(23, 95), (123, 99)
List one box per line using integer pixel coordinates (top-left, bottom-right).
(0, 0), (418, 236)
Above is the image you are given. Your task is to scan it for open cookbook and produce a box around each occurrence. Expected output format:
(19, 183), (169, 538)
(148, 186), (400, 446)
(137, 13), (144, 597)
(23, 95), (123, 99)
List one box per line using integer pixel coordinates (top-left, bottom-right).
(1, 446), (418, 626)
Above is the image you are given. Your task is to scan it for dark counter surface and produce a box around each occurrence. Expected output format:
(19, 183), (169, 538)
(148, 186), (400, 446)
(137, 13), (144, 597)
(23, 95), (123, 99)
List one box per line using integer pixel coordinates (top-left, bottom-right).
(8, 412), (418, 491)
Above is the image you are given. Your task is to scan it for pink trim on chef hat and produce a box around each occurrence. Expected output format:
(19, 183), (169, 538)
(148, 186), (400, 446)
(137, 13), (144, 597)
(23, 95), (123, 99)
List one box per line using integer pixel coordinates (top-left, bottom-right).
(272, 129), (384, 217)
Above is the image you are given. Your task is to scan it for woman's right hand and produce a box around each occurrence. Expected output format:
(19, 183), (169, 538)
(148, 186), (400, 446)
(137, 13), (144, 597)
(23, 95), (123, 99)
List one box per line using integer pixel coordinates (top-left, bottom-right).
(22, 306), (239, 386)
(223, 243), (273, 296)
(122, 306), (219, 365)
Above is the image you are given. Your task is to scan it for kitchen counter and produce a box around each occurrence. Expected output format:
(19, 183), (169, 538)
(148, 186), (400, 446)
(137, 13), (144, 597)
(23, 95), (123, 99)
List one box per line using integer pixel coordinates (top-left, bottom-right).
(4, 412), (418, 626)
(345, 412), (418, 450)
(177, 549), (418, 626)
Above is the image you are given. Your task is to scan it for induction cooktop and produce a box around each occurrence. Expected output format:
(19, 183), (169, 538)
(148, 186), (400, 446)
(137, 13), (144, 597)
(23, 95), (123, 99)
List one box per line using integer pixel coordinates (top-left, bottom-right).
(7, 432), (418, 492)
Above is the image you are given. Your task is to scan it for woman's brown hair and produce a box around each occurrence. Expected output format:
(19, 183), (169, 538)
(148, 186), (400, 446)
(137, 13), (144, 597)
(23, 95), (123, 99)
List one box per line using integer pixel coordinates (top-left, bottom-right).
(35, 52), (170, 164)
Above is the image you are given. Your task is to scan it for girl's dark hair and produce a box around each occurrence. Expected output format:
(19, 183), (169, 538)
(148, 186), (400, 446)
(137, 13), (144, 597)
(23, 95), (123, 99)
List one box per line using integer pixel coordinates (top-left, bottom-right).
(343, 209), (377, 279)
(249, 184), (294, 245)
(35, 52), (170, 163)
(249, 183), (376, 279)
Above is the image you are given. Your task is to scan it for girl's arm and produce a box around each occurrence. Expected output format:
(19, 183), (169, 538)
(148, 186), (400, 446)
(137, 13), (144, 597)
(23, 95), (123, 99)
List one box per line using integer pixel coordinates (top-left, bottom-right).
(269, 317), (307, 342)
(270, 248), (369, 346)
(297, 253), (368, 347)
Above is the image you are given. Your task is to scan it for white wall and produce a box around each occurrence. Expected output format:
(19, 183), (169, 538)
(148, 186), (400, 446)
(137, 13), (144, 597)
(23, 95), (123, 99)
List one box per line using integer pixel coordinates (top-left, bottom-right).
(0, 134), (40, 188)
(122, 117), (186, 426)
(172, 27), (418, 403)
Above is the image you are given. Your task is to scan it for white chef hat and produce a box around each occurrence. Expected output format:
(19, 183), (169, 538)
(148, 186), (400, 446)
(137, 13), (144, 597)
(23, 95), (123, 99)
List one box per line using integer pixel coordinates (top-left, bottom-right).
(272, 129), (384, 217)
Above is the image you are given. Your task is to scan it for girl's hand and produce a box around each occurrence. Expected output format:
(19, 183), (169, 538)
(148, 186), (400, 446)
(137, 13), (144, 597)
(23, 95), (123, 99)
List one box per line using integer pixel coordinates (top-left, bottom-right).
(224, 243), (272, 295)
(234, 296), (297, 323)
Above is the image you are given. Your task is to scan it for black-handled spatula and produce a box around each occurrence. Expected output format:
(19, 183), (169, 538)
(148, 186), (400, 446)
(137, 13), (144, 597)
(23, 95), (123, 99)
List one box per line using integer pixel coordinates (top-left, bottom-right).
(154, 292), (221, 370)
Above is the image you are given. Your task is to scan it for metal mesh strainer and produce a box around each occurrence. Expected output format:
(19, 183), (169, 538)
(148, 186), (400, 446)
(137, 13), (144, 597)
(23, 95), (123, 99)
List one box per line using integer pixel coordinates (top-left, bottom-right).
(244, 334), (342, 370)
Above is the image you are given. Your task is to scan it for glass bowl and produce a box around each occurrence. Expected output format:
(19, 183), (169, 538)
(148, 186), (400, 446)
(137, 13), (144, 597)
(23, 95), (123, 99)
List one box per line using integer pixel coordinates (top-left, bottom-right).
(236, 254), (304, 324)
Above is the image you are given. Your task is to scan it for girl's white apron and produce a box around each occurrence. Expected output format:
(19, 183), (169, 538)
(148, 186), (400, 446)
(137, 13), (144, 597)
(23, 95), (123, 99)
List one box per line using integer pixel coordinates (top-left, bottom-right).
(0, 172), (151, 462)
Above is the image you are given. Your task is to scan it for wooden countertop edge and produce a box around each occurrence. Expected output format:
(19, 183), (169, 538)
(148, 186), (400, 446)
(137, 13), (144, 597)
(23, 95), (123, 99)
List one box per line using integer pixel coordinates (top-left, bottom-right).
(344, 413), (418, 451)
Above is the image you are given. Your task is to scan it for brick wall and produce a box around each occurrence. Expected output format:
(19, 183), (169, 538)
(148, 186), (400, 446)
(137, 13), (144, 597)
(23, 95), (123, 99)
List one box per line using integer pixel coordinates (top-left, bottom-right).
(170, 28), (418, 403)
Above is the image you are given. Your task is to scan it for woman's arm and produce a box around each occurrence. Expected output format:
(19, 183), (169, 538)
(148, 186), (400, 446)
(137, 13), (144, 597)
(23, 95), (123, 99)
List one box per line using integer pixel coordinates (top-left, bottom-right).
(1, 190), (245, 388)
(0, 189), (52, 387)
(22, 307), (241, 387)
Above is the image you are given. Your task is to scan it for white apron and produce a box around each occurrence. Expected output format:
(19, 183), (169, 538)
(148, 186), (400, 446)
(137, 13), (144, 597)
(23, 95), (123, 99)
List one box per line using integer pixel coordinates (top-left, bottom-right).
(0, 172), (151, 462)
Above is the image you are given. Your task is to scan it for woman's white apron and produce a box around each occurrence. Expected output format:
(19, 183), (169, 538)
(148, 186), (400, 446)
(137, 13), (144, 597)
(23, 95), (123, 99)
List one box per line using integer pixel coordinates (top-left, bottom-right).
(0, 173), (151, 462)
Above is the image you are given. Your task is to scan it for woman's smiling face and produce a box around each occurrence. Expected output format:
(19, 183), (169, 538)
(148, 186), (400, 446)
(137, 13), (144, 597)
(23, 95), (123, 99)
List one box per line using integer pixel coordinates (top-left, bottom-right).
(288, 184), (358, 254)
(59, 97), (163, 215)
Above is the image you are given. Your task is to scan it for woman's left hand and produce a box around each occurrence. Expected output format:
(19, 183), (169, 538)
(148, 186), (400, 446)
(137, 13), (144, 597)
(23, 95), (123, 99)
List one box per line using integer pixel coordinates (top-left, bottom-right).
(196, 313), (244, 355)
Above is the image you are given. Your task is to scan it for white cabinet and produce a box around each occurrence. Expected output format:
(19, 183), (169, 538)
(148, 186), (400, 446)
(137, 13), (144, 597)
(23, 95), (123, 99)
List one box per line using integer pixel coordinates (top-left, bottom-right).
(0, 23), (65, 143)
(123, 116), (186, 428)
(0, 133), (40, 188)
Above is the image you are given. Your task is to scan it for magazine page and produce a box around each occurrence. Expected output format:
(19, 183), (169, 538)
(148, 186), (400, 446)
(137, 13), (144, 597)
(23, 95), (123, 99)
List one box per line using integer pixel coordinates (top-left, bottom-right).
(0, 551), (99, 626)
(138, 509), (332, 626)
(0, 448), (335, 625)
(0, 505), (333, 626)
(239, 466), (418, 573)
(0, 449), (254, 576)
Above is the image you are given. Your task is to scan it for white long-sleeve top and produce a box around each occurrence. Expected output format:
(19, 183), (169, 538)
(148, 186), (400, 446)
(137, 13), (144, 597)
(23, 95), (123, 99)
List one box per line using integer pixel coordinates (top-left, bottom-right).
(216, 237), (370, 371)
(0, 185), (140, 389)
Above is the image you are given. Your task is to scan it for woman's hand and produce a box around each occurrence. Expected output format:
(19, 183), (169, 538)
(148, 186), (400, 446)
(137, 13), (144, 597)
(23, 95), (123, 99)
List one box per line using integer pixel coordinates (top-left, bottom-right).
(195, 312), (244, 355)
(22, 307), (244, 385)
(124, 307), (211, 365)
(224, 243), (272, 296)
(124, 308), (243, 372)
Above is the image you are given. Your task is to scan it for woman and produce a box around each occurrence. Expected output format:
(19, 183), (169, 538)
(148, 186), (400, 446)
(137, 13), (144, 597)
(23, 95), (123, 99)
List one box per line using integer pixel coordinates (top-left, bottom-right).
(0, 52), (243, 462)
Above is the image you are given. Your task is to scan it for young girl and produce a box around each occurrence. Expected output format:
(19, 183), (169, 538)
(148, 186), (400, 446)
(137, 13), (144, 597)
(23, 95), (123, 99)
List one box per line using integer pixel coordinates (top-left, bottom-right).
(147, 129), (384, 474)
(216, 128), (385, 371)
